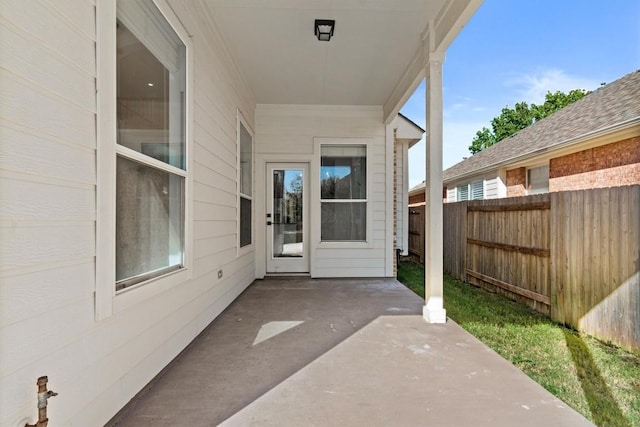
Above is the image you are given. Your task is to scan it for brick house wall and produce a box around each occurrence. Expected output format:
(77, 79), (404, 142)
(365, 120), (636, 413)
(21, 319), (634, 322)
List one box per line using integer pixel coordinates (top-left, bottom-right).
(506, 167), (526, 197)
(549, 136), (640, 191)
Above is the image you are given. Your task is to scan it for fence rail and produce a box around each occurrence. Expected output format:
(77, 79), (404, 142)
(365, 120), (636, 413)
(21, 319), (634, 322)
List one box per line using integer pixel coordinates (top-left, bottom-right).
(424, 186), (640, 349)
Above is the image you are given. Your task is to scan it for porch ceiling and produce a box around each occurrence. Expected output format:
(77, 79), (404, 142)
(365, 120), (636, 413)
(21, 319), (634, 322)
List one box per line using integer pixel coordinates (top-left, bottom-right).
(203, 0), (476, 114)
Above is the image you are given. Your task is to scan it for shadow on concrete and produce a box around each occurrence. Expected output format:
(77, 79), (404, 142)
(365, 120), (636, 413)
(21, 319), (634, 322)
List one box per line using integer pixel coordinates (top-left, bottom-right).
(109, 276), (593, 427)
(108, 278), (423, 426)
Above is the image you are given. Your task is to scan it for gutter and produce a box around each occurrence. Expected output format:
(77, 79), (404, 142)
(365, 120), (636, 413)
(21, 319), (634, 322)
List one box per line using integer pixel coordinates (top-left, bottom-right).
(444, 117), (640, 184)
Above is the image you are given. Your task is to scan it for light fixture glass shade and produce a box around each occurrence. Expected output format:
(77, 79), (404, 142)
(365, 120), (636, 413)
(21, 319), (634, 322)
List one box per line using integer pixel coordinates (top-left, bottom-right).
(315, 19), (335, 41)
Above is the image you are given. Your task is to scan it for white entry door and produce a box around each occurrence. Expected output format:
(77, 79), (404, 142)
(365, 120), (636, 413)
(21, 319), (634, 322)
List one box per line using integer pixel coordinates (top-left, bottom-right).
(266, 163), (309, 273)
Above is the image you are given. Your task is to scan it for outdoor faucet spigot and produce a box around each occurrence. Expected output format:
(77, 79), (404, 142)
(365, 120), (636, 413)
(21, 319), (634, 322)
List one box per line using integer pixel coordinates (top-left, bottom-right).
(25, 376), (57, 427)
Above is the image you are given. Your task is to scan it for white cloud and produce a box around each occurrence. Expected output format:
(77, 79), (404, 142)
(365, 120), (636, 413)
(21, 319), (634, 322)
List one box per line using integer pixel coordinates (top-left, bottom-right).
(506, 69), (601, 105)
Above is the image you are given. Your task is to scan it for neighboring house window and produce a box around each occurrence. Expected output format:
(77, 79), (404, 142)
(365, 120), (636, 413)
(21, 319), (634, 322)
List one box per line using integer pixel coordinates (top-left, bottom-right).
(457, 181), (484, 201)
(457, 184), (469, 201)
(527, 165), (549, 195)
(471, 180), (484, 200)
(238, 117), (253, 248)
(320, 145), (367, 241)
(115, 0), (188, 290)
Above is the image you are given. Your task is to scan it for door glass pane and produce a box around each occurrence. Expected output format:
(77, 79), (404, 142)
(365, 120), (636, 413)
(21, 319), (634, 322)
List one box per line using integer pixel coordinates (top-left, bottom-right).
(116, 156), (184, 288)
(273, 169), (303, 258)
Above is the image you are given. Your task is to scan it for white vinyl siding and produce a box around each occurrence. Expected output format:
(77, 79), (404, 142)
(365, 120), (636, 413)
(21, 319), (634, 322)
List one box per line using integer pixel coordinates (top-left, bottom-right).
(0, 1), (256, 425)
(446, 187), (457, 202)
(484, 177), (500, 199)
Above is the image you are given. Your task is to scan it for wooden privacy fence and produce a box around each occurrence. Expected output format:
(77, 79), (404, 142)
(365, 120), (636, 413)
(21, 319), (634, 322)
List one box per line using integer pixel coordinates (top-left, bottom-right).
(408, 205), (425, 263)
(440, 186), (639, 350)
(466, 196), (551, 314)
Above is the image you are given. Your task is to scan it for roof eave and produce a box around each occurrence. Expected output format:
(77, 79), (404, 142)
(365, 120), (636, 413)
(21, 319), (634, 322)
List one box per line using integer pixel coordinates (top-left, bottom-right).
(443, 117), (640, 184)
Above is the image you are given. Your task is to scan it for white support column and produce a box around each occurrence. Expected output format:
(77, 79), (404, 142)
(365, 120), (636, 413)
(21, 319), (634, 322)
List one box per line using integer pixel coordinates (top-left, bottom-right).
(423, 50), (446, 323)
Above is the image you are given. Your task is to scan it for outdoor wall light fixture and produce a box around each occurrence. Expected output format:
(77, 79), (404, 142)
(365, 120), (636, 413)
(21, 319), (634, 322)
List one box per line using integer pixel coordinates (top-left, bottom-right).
(315, 19), (335, 41)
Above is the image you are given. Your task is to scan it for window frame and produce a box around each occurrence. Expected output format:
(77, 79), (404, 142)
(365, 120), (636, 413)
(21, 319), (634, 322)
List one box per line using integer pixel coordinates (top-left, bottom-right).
(237, 111), (254, 254)
(314, 139), (372, 247)
(457, 180), (484, 201)
(96, 0), (193, 320)
(470, 180), (484, 200)
(456, 183), (469, 201)
(527, 164), (550, 195)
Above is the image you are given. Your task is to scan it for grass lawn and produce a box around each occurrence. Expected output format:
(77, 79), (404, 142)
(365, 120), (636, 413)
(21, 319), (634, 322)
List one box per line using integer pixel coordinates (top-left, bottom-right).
(397, 259), (640, 427)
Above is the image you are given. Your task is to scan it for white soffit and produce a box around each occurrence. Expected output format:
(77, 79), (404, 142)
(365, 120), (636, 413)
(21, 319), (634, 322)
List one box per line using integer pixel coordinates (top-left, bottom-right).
(203, 0), (450, 106)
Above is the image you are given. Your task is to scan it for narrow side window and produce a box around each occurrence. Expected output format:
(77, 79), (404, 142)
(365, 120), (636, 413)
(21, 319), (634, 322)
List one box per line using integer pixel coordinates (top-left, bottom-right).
(238, 118), (253, 248)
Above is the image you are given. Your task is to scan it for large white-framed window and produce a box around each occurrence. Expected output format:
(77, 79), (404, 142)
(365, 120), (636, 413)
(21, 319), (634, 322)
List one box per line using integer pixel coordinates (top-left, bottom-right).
(320, 144), (368, 242)
(237, 112), (254, 251)
(96, 0), (193, 319)
(527, 165), (549, 195)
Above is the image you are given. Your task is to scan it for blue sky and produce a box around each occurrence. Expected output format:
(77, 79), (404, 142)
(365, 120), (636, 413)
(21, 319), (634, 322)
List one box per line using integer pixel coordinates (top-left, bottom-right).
(400, 0), (640, 189)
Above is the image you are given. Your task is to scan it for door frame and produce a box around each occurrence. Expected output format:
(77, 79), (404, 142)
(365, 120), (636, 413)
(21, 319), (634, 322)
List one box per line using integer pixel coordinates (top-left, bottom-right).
(264, 162), (310, 274)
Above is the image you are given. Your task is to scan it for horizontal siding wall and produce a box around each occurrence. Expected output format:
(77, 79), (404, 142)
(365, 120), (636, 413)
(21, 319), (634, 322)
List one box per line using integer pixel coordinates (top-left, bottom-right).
(445, 172), (502, 202)
(255, 105), (389, 278)
(484, 177), (500, 199)
(0, 1), (257, 426)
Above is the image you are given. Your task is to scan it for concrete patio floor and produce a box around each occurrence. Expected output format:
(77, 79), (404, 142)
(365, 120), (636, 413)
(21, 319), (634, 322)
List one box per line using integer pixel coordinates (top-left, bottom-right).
(109, 278), (593, 426)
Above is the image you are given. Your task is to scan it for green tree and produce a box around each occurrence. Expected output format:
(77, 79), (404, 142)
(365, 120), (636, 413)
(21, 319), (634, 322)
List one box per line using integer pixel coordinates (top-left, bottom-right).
(469, 127), (496, 154)
(490, 101), (534, 142)
(531, 89), (590, 121)
(468, 89), (590, 155)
